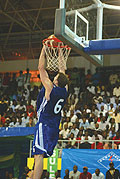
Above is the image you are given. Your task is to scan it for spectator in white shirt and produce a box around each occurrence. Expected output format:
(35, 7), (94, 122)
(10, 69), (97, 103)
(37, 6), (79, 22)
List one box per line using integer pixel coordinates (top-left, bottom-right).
(113, 83), (120, 97)
(59, 123), (69, 139)
(98, 105), (107, 117)
(92, 131), (103, 142)
(110, 96), (116, 105)
(23, 88), (29, 101)
(16, 70), (24, 87)
(57, 133), (66, 149)
(114, 98), (120, 110)
(63, 117), (73, 129)
(21, 113), (30, 126)
(15, 101), (26, 112)
(9, 117), (17, 127)
(94, 123), (102, 132)
(74, 104), (82, 116)
(67, 133), (76, 148)
(14, 118), (23, 127)
(87, 83), (96, 95)
(96, 97), (105, 111)
(99, 116), (108, 131)
(10, 100), (18, 112)
(108, 103), (115, 117)
(81, 131), (93, 144)
(69, 123), (79, 138)
(89, 117), (98, 130)
(91, 105), (99, 117)
(111, 109), (120, 124)
(104, 98), (111, 112)
(70, 110), (77, 123)
(101, 86), (110, 97)
(108, 126), (116, 139)
(69, 165), (80, 179)
(31, 99), (37, 110)
(108, 118), (119, 132)
(79, 117), (90, 130)
(83, 104), (91, 114)
(92, 169), (105, 179)
(69, 98), (76, 111)
(74, 86), (80, 98)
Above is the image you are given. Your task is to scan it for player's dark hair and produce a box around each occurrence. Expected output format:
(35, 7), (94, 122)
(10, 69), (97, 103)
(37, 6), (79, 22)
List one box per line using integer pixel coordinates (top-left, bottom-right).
(57, 72), (69, 88)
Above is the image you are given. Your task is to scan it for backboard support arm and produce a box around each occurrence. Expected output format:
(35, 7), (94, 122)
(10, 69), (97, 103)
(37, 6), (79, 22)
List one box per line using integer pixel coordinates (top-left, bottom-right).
(60, 0), (65, 9)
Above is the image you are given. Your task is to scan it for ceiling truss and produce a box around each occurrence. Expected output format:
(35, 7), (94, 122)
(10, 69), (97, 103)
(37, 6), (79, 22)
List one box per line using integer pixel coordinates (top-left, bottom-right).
(0, 0), (120, 61)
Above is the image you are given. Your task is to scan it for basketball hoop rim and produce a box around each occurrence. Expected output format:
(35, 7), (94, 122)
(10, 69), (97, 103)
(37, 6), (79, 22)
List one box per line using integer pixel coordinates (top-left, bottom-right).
(42, 38), (71, 49)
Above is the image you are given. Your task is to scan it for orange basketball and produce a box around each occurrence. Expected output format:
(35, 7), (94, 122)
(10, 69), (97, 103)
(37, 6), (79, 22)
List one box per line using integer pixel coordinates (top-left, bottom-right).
(51, 40), (58, 47)
(48, 34), (59, 41)
(48, 34), (56, 40)
(43, 34), (70, 49)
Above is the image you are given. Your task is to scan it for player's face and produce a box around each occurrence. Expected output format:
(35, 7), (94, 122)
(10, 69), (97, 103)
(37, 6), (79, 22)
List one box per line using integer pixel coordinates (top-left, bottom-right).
(53, 74), (59, 86)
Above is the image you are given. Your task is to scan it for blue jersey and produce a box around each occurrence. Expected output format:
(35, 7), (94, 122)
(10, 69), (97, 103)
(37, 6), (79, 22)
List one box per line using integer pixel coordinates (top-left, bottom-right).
(37, 85), (68, 128)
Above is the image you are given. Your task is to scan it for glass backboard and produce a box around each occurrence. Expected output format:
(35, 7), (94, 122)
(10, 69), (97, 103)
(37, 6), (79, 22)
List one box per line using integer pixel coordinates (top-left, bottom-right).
(54, 0), (103, 66)
(54, 0), (120, 66)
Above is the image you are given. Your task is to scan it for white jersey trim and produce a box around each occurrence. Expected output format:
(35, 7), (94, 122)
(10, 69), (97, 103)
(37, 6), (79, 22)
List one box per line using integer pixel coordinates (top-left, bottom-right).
(37, 96), (48, 121)
(34, 123), (50, 157)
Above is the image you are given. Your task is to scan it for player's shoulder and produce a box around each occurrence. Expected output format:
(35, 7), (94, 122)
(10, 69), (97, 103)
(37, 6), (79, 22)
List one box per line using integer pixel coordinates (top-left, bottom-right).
(37, 86), (45, 98)
(52, 85), (67, 95)
(39, 86), (45, 93)
(53, 85), (66, 91)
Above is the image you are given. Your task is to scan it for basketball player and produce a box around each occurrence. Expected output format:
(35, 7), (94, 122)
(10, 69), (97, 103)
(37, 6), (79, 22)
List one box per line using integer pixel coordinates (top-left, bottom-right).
(30, 45), (68, 179)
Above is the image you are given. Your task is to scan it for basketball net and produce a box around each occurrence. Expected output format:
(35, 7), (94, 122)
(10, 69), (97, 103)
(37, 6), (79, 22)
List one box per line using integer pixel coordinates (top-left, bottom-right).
(43, 35), (71, 72)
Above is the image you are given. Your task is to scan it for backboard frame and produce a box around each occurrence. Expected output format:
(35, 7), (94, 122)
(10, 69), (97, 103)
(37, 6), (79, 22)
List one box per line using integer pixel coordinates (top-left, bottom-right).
(54, 0), (120, 66)
(54, 8), (103, 66)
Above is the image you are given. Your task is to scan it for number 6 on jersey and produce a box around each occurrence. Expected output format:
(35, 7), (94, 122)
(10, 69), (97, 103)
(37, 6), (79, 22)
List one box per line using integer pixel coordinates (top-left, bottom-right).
(54, 99), (64, 114)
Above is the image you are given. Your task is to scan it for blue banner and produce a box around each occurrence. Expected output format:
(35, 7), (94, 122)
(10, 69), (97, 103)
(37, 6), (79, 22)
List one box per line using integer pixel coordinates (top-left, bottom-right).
(0, 127), (34, 137)
(61, 149), (120, 178)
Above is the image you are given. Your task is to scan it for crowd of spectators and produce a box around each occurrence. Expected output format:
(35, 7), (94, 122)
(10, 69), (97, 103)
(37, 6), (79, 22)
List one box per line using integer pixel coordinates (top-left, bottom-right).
(0, 67), (120, 149)
(62, 162), (120, 179)
(21, 162), (120, 179)
(0, 68), (37, 128)
(58, 68), (120, 149)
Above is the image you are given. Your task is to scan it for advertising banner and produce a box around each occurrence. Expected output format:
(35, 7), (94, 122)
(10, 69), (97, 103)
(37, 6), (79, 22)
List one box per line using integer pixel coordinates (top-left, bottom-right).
(61, 149), (120, 178)
(0, 127), (34, 137)
(27, 149), (60, 178)
(47, 149), (59, 178)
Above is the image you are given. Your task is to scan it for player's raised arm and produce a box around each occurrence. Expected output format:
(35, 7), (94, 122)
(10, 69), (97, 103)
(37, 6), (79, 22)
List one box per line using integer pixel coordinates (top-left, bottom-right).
(38, 46), (53, 100)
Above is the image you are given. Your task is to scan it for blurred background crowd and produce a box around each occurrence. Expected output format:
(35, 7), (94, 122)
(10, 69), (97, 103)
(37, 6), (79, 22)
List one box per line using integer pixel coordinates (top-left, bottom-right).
(0, 67), (120, 149)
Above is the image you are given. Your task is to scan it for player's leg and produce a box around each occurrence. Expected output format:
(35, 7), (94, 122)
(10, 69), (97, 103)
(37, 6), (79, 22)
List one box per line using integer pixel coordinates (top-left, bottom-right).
(33, 154), (44, 179)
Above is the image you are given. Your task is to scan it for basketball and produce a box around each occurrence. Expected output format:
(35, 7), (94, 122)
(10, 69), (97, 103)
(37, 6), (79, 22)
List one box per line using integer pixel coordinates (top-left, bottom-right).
(51, 40), (58, 47)
(48, 34), (56, 39)
(47, 34), (62, 47)
(44, 39), (58, 47)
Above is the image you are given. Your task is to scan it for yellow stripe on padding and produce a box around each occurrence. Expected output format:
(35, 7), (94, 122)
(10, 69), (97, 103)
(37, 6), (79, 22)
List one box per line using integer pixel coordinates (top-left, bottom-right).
(43, 158), (48, 170)
(27, 158), (61, 170)
(57, 158), (61, 170)
(0, 154), (14, 162)
(27, 158), (48, 170)
(27, 158), (34, 170)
